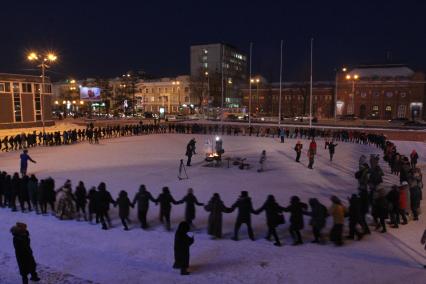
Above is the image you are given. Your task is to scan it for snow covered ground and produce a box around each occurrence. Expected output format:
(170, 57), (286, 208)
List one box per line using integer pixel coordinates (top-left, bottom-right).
(0, 134), (425, 284)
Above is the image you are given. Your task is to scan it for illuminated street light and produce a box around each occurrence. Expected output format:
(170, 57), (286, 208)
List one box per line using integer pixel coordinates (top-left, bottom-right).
(345, 73), (359, 115)
(27, 50), (58, 133)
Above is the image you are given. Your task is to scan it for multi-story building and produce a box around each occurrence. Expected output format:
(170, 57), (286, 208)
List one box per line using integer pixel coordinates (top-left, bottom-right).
(241, 80), (334, 118)
(0, 73), (53, 128)
(336, 65), (425, 120)
(190, 43), (247, 107)
(134, 75), (194, 114)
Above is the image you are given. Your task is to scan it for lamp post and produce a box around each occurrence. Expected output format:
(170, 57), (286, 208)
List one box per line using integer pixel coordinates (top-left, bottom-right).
(172, 80), (181, 113)
(345, 73), (359, 115)
(27, 51), (57, 133)
(205, 71), (210, 116)
(334, 67), (347, 122)
(250, 78), (260, 114)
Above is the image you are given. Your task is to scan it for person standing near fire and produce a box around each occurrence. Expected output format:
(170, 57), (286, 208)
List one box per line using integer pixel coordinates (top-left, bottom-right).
(185, 138), (196, 166)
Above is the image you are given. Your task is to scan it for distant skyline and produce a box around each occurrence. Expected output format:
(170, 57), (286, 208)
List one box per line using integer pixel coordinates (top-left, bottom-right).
(1, 0), (425, 82)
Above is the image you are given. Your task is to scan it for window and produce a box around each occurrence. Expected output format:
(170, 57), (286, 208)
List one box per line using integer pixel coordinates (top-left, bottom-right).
(165, 88), (168, 93)
(373, 91), (380, 97)
(360, 92), (367, 98)
(203, 63), (208, 68)
(203, 49), (208, 54)
(22, 83), (32, 93)
(184, 87), (189, 93)
(150, 96), (155, 102)
(13, 93), (22, 122)
(385, 91), (393, 98)
(0, 82), (10, 92)
(397, 105), (406, 118)
(400, 92), (407, 98)
(44, 84), (52, 93)
(145, 88), (149, 94)
(34, 94), (42, 121)
(385, 105), (392, 111)
(34, 84), (40, 94)
(372, 105), (379, 111)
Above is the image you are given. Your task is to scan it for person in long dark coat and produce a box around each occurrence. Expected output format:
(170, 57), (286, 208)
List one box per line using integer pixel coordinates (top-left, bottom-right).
(346, 194), (364, 240)
(177, 188), (204, 227)
(10, 223), (40, 284)
(230, 191), (256, 241)
(185, 139), (196, 166)
(304, 198), (328, 243)
(44, 177), (56, 213)
(18, 175), (31, 212)
(27, 175), (38, 213)
(115, 190), (133, 230)
(87, 186), (98, 223)
(156, 187), (178, 231)
(132, 184), (157, 229)
(74, 181), (87, 221)
(254, 195), (285, 246)
(387, 185), (400, 228)
(204, 193), (231, 239)
(96, 182), (115, 230)
(173, 221), (194, 275)
(10, 172), (20, 211)
(372, 185), (388, 233)
(283, 196), (308, 245)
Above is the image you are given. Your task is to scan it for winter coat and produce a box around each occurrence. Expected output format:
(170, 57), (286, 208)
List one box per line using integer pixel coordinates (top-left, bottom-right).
(231, 196), (255, 223)
(328, 143), (337, 154)
(44, 178), (56, 203)
(368, 166), (384, 186)
(178, 193), (203, 222)
(11, 227), (36, 276)
(156, 192), (177, 215)
(87, 189), (98, 213)
(133, 190), (156, 212)
(306, 201), (328, 228)
(255, 199), (285, 228)
(348, 196), (362, 222)
(116, 196), (132, 219)
(386, 188), (400, 211)
(205, 197), (230, 238)
(399, 188), (408, 210)
(283, 201), (308, 230)
(329, 203), (346, 225)
(96, 189), (115, 213)
(373, 188), (388, 218)
(359, 189), (369, 215)
(56, 190), (75, 219)
(74, 185), (87, 206)
(27, 179), (38, 204)
(174, 230), (193, 269)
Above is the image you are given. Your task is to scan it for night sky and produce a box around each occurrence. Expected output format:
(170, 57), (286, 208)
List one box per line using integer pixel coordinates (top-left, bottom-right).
(1, 0), (425, 82)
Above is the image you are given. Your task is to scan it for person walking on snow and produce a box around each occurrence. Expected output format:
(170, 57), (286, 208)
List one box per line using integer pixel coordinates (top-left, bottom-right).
(328, 140), (338, 161)
(156, 187), (178, 231)
(230, 191), (256, 241)
(20, 149), (36, 176)
(294, 141), (303, 162)
(173, 221), (194, 275)
(132, 185), (157, 229)
(185, 138), (196, 166)
(204, 193), (232, 239)
(115, 190), (133, 230)
(254, 195), (286, 246)
(258, 150), (266, 172)
(410, 149), (419, 169)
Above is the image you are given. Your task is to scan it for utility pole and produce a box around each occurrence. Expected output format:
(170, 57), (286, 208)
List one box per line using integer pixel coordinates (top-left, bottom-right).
(309, 38), (313, 128)
(278, 40), (283, 126)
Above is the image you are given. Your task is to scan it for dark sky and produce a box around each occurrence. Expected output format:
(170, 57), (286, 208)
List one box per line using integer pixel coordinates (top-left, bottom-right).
(1, 0), (425, 82)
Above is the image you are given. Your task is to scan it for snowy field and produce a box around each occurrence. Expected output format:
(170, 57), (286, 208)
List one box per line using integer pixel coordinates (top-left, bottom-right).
(0, 134), (425, 284)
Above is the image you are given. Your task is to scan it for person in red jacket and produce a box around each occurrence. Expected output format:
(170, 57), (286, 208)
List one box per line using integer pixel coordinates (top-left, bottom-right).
(398, 181), (409, 225)
(309, 138), (317, 155)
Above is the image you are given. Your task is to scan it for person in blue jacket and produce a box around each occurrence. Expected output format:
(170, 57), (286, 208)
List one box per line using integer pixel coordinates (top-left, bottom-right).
(20, 150), (36, 176)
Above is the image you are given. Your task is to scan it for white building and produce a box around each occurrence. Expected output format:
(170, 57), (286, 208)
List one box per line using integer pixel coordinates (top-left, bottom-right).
(135, 75), (195, 114)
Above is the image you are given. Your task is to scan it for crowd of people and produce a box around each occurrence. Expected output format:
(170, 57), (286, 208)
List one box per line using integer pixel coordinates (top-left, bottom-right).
(1, 122), (424, 280)
(1, 121), (388, 152)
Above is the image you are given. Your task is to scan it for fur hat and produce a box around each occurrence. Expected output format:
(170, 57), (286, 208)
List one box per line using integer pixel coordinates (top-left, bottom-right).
(10, 222), (27, 235)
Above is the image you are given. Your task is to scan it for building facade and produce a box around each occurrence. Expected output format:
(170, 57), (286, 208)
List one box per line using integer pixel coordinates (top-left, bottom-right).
(336, 65), (425, 120)
(135, 75), (194, 114)
(241, 81), (334, 118)
(190, 43), (247, 107)
(0, 73), (53, 128)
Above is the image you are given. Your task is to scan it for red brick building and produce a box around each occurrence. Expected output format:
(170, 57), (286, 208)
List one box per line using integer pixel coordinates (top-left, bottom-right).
(0, 73), (53, 129)
(242, 81), (334, 118)
(336, 65), (425, 120)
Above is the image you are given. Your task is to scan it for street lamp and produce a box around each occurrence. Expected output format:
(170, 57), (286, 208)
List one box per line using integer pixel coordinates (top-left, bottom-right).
(205, 71), (210, 114)
(334, 67), (347, 122)
(250, 78), (260, 115)
(345, 73), (359, 115)
(27, 51), (58, 133)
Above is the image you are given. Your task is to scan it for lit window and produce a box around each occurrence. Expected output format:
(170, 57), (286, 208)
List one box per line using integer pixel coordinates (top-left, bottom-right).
(203, 49), (208, 54)
(385, 105), (392, 111)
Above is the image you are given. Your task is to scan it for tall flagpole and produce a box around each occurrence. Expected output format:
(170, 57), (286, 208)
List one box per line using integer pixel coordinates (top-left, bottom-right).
(278, 40), (283, 126)
(249, 42), (253, 127)
(309, 38), (313, 128)
(221, 44), (224, 123)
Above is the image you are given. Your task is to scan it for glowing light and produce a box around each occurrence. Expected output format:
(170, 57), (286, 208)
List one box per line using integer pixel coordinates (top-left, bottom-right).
(47, 53), (57, 62)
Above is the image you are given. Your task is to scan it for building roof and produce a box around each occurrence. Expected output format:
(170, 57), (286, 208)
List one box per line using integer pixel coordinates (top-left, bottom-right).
(348, 65), (415, 79)
(0, 73), (50, 83)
